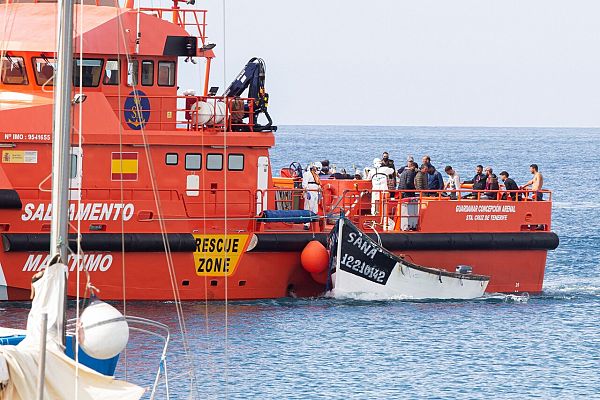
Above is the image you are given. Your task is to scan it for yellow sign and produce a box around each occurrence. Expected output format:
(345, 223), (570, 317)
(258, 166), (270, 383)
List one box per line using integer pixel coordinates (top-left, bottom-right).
(2, 150), (37, 164)
(193, 234), (249, 276)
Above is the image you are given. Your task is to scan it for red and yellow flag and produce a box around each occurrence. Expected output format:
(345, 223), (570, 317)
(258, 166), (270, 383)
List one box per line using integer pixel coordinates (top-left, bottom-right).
(111, 152), (138, 181)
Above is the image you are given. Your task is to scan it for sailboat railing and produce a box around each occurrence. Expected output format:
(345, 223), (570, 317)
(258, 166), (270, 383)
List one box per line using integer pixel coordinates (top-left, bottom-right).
(66, 315), (171, 397)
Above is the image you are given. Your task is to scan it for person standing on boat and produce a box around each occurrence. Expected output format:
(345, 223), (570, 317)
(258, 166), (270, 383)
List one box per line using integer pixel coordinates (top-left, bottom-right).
(464, 164), (486, 198)
(397, 161), (417, 197)
(397, 155), (414, 175)
(444, 166), (461, 199)
(427, 164), (444, 196)
(414, 164), (429, 195)
(499, 171), (519, 200)
(302, 162), (322, 228)
(381, 152), (396, 192)
(521, 164), (544, 200)
(368, 158), (394, 215)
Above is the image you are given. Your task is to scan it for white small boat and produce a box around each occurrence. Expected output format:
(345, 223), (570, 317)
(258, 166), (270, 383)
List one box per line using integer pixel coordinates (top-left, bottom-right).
(329, 217), (490, 299)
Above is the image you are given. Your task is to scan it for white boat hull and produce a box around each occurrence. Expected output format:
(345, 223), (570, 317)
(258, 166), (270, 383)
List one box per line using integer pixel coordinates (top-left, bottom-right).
(329, 217), (490, 300)
(332, 263), (489, 299)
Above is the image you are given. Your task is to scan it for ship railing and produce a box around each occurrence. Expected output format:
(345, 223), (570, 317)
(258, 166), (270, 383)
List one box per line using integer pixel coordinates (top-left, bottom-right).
(329, 188), (553, 232)
(138, 7), (208, 45)
(66, 315), (171, 397)
(106, 94), (256, 132)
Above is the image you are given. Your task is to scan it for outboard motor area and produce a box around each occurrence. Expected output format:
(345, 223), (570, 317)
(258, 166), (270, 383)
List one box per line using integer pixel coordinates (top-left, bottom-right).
(223, 57), (276, 132)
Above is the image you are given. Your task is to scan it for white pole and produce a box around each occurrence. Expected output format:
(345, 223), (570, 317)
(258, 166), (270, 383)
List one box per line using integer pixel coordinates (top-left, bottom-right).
(36, 313), (48, 400)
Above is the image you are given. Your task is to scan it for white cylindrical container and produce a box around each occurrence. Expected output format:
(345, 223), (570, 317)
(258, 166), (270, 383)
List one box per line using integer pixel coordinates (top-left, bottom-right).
(79, 299), (129, 359)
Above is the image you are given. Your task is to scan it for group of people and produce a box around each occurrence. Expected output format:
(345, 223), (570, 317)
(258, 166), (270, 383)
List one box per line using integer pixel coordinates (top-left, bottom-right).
(300, 153), (544, 222)
(367, 152), (545, 202)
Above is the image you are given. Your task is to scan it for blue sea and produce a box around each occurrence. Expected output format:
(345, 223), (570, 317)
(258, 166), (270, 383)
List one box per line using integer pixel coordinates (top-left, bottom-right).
(1, 126), (599, 399)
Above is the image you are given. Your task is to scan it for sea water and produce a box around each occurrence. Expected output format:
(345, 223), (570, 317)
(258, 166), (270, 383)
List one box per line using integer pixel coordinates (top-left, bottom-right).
(1, 126), (598, 399)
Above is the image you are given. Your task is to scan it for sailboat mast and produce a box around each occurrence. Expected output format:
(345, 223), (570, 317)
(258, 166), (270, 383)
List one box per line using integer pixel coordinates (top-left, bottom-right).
(50, 0), (75, 263)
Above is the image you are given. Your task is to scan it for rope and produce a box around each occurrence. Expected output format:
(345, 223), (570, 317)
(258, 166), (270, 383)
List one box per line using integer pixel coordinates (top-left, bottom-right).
(115, 7), (199, 396)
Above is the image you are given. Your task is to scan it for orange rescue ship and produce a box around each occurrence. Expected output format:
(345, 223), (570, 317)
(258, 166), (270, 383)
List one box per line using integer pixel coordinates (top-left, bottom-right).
(0, 0), (558, 300)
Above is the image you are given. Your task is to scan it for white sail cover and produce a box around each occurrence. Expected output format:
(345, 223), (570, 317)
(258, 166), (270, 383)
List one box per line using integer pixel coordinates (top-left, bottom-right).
(0, 263), (144, 400)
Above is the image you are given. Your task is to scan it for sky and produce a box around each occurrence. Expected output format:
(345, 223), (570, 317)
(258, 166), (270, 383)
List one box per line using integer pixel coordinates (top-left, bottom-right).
(160, 0), (600, 127)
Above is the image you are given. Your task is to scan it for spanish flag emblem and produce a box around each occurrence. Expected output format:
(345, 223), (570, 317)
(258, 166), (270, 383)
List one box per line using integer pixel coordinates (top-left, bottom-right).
(111, 152), (138, 181)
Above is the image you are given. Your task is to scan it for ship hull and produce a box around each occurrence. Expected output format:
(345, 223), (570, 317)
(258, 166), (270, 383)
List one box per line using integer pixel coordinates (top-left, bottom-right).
(0, 244), (550, 300)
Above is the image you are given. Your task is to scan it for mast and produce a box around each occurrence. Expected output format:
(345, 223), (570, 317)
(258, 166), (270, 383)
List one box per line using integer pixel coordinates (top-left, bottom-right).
(50, 0), (75, 263)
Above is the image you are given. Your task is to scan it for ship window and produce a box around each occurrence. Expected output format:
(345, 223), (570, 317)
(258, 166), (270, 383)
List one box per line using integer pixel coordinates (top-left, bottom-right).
(127, 60), (139, 87)
(70, 154), (78, 179)
(165, 153), (178, 165)
(103, 60), (120, 85)
(157, 61), (175, 86)
(185, 153), (202, 170)
(206, 154), (223, 171)
(1, 56), (28, 85)
(141, 60), (154, 86)
(73, 59), (103, 87)
(32, 57), (57, 86)
(228, 154), (244, 171)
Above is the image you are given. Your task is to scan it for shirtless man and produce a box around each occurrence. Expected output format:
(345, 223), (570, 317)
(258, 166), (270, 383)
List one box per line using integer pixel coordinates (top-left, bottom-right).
(521, 164), (544, 200)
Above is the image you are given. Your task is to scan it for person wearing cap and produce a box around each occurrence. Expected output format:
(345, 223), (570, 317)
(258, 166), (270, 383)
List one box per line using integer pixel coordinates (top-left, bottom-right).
(426, 164), (444, 196)
(499, 171), (519, 200)
(397, 155), (414, 175)
(302, 162), (322, 229)
(367, 158), (394, 215)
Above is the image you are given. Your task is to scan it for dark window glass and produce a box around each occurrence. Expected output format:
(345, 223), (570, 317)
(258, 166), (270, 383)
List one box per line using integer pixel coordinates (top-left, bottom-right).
(207, 154), (223, 171)
(73, 59), (103, 87)
(1, 56), (28, 85)
(228, 154), (244, 171)
(103, 60), (120, 85)
(166, 153), (178, 165)
(32, 57), (56, 86)
(157, 61), (175, 86)
(141, 61), (154, 86)
(185, 153), (202, 170)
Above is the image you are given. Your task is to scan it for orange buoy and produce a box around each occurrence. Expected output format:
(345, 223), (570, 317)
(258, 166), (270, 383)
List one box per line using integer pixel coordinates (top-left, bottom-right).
(310, 269), (329, 285)
(300, 240), (329, 274)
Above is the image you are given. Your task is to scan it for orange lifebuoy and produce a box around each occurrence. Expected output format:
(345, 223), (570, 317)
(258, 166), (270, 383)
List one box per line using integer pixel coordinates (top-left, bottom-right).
(322, 184), (335, 211)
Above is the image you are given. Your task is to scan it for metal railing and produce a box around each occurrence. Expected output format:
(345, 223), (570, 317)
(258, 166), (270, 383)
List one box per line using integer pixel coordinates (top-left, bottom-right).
(106, 94), (256, 132)
(139, 7), (208, 45)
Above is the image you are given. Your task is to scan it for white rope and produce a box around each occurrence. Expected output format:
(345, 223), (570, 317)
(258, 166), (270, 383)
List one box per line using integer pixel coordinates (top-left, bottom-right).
(221, 1), (229, 397)
(115, 7), (199, 396)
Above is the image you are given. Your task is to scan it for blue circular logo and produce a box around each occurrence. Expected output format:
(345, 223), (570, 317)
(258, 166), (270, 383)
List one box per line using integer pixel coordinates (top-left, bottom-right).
(124, 90), (150, 130)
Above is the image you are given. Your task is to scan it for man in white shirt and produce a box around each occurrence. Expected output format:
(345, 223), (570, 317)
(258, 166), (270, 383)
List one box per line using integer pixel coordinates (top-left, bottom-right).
(444, 166), (461, 200)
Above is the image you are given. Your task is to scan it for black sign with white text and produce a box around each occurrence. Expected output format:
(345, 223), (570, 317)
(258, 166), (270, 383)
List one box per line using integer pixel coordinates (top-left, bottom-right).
(337, 221), (396, 285)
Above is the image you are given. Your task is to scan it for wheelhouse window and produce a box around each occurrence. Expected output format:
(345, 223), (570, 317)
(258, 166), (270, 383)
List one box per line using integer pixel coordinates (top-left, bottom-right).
(73, 59), (103, 87)
(32, 57), (57, 86)
(127, 60), (139, 86)
(206, 154), (223, 171)
(185, 153), (202, 170)
(1, 56), (28, 85)
(103, 60), (120, 85)
(141, 61), (154, 86)
(157, 61), (175, 86)
(165, 153), (178, 166)
(228, 154), (244, 171)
